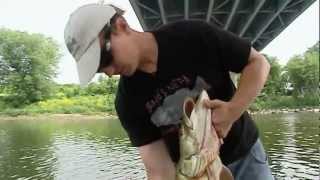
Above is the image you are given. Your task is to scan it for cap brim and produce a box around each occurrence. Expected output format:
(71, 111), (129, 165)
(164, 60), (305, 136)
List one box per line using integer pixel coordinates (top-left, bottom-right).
(76, 38), (100, 87)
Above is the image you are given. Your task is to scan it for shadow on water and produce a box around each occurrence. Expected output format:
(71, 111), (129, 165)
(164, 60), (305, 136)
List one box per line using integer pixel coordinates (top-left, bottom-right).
(0, 112), (318, 179)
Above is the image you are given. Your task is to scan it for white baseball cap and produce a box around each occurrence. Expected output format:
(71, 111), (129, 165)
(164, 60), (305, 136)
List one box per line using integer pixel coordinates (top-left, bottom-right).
(64, 4), (122, 86)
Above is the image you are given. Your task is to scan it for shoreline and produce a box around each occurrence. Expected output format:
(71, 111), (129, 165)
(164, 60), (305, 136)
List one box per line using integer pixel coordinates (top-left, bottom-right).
(0, 113), (117, 121)
(249, 107), (320, 115)
(0, 107), (319, 119)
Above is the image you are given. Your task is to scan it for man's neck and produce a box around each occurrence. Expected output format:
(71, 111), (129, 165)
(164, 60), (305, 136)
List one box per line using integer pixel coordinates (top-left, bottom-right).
(137, 32), (158, 74)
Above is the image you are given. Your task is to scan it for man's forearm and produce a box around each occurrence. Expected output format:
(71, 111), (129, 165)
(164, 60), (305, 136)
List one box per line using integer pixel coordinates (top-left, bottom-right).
(230, 50), (270, 117)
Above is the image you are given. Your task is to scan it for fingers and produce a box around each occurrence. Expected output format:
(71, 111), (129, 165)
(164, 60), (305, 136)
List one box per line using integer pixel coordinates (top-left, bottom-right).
(203, 99), (224, 109)
(212, 122), (224, 138)
(212, 120), (231, 139)
(216, 128), (225, 139)
(219, 139), (224, 145)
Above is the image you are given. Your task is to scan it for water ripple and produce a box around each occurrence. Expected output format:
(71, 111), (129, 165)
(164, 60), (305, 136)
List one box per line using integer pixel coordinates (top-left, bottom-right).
(50, 132), (146, 179)
(0, 113), (318, 179)
(255, 113), (319, 179)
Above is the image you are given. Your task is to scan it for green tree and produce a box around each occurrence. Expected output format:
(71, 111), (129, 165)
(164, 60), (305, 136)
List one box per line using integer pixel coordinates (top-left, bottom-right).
(305, 41), (319, 54)
(0, 29), (61, 107)
(100, 75), (119, 94)
(82, 75), (119, 96)
(54, 84), (81, 98)
(285, 42), (319, 96)
(262, 55), (284, 96)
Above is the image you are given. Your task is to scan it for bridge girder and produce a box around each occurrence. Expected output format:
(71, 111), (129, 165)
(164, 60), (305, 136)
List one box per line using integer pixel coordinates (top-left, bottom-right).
(129, 0), (316, 51)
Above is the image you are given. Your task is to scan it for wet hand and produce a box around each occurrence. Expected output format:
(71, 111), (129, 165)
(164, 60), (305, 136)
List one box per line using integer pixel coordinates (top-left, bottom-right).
(203, 99), (241, 138)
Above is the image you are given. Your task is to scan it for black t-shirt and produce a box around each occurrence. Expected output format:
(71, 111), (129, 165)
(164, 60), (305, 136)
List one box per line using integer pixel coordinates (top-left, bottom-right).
(115, 20), (258, 165)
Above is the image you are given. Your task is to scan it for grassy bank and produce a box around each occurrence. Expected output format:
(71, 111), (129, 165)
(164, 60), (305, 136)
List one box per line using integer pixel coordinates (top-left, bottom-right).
(0, 95), (116, 117)
(0, 94), (319, 117)
(250, 94), (319, 111)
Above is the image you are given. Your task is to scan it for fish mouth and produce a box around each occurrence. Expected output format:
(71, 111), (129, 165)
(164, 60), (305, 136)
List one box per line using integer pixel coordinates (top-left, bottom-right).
(184, 99), (194, 119)
(182, 97), (195, 128)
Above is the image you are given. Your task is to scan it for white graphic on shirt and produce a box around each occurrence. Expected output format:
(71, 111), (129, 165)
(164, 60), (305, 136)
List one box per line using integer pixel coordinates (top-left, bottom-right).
(150, 76), (210, 127)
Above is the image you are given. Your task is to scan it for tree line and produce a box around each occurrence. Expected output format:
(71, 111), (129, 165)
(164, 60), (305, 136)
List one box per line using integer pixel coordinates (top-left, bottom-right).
(0, 29), (318, 115)
(256, 42), (319, 110)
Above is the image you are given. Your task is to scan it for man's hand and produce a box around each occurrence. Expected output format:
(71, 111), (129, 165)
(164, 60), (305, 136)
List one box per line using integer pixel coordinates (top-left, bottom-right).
(203, 99), (240, 138)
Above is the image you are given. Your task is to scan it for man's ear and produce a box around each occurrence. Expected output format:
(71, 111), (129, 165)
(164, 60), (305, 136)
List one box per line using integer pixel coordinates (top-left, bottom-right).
(113, 17), (129, 34)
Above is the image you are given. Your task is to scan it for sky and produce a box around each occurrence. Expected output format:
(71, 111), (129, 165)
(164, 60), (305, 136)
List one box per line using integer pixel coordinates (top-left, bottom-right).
(0, 0), (318, 84)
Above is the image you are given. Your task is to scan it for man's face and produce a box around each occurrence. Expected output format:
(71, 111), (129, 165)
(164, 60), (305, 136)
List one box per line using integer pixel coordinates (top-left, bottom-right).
(98, 21), (139, 77)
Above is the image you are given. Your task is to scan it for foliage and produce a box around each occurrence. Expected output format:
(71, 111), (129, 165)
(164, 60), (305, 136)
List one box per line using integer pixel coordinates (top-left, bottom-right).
(83, 75), (119, 95)
(54, 84), (82, 98)
(0, 39), (318, 115)
(0, 28), (61, 107)
(251, 42), (320, 111)
(0, 108), (28, 117)
(252, 93), (319, 111)
(53, 76), (119, 98)
(25, 95), (116, 114)
(284, 43), (319, 96)
(261, 55), (284, 96)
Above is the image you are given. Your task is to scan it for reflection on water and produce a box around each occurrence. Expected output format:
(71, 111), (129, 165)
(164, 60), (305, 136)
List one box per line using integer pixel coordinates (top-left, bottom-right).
(0, 112), (319, 180)
(254, 112), (319, 180)
(0, 118), (146, 180)
(51, 134), (145, 180)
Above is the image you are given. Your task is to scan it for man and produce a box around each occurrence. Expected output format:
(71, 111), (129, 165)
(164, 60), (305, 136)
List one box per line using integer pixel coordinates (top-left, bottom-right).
(64, 3), (274, 180)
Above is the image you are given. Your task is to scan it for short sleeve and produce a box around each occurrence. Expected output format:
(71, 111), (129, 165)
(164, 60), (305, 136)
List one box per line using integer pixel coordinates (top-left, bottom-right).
(198, 21), (252, 73)
(115, 78), (162, 147)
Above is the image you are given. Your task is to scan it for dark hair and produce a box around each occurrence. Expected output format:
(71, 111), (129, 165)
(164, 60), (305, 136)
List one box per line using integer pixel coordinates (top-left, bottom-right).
(109, 4), (125, 17)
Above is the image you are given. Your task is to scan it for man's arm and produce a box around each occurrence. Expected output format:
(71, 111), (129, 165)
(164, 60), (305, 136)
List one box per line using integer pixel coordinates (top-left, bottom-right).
(230, 47), (270, 115)
(204, 47), (270, 137)
(138, 139), (176, 180)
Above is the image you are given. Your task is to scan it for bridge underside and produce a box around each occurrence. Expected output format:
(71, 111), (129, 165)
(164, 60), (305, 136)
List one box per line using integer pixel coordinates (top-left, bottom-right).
(129, 0), (316, 51)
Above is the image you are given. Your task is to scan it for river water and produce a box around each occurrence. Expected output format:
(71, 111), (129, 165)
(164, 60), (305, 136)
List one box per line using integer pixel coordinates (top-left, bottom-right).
(0, 112), (318, 180)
